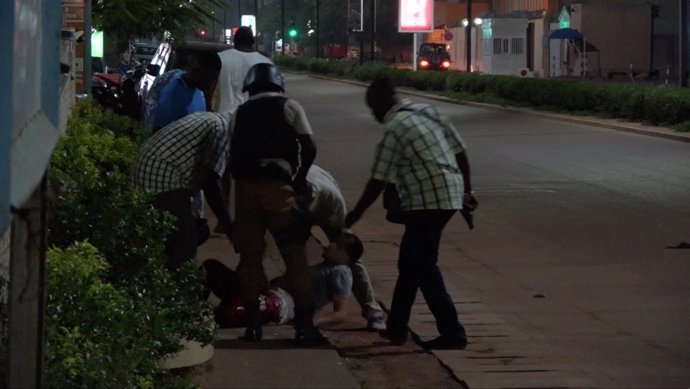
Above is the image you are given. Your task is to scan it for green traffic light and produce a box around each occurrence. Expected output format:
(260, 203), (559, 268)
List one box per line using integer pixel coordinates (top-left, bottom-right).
(289, 28), (297, 38)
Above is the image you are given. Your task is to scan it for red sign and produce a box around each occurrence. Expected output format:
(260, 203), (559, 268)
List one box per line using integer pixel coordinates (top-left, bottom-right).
(399, 0), (434, 32)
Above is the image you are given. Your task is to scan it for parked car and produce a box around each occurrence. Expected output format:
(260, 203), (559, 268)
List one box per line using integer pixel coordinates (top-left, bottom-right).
(417, 43), (451, 71)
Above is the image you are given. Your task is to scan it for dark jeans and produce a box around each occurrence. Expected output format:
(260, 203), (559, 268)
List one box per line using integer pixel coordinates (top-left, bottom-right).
(387, 210), (466, 339)
(154, 189), (196, 270)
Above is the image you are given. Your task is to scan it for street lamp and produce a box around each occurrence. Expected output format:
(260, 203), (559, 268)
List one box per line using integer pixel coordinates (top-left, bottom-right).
(461, 16), (482, 72)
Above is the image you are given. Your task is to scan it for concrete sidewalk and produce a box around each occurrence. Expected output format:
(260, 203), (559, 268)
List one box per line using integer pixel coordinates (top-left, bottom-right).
(198, 326), (359, 389)
(193, 231), (360, 389)
(191, 85), (689, 388)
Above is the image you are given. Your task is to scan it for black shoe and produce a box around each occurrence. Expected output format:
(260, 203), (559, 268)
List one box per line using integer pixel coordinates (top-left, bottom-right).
(294, 326), (328, 347)
(421, 335), (467, 350)
(379, 329), (407, 346)
(243, 325), (263, 342)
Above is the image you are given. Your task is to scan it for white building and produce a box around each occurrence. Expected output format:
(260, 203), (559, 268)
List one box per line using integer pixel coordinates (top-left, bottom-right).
(448, 16), (547, 77)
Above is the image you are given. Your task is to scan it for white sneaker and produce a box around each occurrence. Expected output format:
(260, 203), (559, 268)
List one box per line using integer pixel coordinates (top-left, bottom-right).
(367, 314), (387, 331)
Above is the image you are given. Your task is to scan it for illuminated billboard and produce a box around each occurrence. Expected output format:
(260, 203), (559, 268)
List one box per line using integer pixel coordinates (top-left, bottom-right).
(399, 0), (433, 32)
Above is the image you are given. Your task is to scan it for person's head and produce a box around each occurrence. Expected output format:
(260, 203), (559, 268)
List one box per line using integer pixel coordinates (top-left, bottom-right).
(323, 232), (364, 264)
(365, 77), (399, 123)
(187, 50), (222, 91)
(242, 63), (285, 95)
(233, 26), (255, 52)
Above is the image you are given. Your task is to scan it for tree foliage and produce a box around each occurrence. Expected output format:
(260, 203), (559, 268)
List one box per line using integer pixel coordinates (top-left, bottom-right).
(256, 0), (410, 58)
(92, 0), (227, 42)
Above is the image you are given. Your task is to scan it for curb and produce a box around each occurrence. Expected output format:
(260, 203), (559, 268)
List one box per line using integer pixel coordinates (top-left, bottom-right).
(306, 73), (690, 144)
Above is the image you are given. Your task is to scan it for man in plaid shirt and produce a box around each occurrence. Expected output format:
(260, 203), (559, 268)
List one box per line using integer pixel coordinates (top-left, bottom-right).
(345, 77), (477, 350)
(131, 112), (233, 270)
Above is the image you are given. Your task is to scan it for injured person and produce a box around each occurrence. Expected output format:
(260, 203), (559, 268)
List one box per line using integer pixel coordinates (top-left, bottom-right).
(203, 232), (364, 328)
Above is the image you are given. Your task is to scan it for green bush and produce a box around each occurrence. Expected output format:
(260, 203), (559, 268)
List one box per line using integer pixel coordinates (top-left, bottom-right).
(407, 70), (449, 91)
(45, 243), (193, 389)
(276, 55), (690, 129)
(47, 102), (214, 388)
(0, 278), (6, 385)
(446, 72), (489, 95)
(643, 87), (690, 125)
(351, 63), (387, 82)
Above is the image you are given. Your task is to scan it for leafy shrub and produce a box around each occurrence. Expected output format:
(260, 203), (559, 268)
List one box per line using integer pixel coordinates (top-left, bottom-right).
(47, 101), (214, 388)
(407, 70), (449, 91)
(0, 277), (6, 385)
(276, 54), (690, 128)
(45, 242), (199, 389)
(67, 101), (149, 144)
(643, 88), (690, 125)
(446, 72), (489, 95)
(351, 63), (388, 82)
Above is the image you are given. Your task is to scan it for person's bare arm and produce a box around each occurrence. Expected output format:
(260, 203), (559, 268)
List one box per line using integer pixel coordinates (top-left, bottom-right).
(344, 178), (386, 227)
(455, 151), (472, 194)
(314, 295), (351, 328)
(293, 134), (316, 193)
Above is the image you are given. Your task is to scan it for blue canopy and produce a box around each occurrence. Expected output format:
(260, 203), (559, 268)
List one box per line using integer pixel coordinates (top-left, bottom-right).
(548, 28), (584, 40)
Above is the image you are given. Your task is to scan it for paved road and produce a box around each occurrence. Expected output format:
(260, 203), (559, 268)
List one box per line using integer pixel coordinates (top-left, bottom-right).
(286, 73), (690, 389)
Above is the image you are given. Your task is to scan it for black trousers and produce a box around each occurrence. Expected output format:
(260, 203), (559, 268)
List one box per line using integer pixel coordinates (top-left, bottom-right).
(387, 210), (466, 339)
(154, 189), (196, 270)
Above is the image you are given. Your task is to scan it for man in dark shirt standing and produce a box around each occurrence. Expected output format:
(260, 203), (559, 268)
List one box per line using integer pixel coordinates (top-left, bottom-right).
(230, 63), (325, 346)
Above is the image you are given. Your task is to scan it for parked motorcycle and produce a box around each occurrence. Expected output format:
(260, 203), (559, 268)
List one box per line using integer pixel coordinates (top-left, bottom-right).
(91, 60), (148, 120)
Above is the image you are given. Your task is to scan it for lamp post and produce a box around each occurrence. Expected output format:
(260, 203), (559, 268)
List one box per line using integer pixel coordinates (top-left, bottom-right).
(370, 0), (376, 62)
(255, 0), (258, 50)
(681, 0), (688, 87)
(281, 0), (285, 54)
(466, 0), (472, 72)
(316, 0), (320, 58)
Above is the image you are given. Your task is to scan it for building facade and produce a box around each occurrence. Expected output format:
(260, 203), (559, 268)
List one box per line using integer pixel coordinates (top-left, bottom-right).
(428, 0), (686, 81)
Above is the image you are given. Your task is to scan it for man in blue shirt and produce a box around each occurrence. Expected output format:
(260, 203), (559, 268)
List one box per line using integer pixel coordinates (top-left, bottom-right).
(142, 51), (222, 221)
(144, 51), (222, 133)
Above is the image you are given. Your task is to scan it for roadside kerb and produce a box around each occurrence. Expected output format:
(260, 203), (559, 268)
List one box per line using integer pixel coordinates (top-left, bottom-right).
(308, 73), (690, 144)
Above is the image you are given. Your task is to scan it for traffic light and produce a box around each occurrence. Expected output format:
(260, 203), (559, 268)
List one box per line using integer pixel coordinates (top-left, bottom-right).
(199, 29), (207, 38)
(288, 22), (297, 38)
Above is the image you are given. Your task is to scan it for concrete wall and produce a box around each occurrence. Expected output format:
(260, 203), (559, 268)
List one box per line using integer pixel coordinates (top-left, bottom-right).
(481, 18), (529, 75)
(570, 2), (651, 76)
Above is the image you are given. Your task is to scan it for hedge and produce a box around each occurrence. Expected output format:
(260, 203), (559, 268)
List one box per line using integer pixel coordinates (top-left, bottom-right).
(274, 55), (690, 130)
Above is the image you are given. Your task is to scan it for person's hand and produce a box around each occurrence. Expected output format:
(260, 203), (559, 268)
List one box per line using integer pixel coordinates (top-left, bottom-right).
(460, 193), (477, 230)
(463, 193), (478, 211)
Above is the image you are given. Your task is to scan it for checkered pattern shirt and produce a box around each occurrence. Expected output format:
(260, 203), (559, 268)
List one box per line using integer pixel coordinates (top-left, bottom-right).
(131, 112), (230, 194)
(371, 99), (467, 211)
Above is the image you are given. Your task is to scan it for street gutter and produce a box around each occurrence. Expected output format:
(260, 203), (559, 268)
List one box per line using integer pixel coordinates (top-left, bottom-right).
(306, 73), (690, 144)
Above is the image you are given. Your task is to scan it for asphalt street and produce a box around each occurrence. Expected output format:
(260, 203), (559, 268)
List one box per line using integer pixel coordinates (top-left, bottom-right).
(284, 73), (690, 389)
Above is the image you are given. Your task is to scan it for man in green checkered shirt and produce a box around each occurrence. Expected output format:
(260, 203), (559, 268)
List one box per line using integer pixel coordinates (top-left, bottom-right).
(131, 112), (234, 270)
(346, 77), (477, 351)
